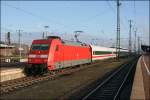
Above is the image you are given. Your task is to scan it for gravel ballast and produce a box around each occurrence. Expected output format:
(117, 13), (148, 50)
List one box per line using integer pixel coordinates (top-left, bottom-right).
(0, 58), (131, 100)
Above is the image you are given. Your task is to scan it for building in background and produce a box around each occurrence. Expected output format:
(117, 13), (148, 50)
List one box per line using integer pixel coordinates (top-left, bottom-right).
(0, 43), (15, 57)
(0, 41), (29, 62)
(141, 45), (150, 54)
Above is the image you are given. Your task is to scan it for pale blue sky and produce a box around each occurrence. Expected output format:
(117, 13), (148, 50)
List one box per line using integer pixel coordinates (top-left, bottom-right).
(1, 1), (149, 47)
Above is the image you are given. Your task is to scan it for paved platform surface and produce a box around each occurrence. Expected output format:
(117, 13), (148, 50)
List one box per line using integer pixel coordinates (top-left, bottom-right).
(0, 67), (25, 82)
(141, 55), (150, 100)
(130, 55), (150, 100)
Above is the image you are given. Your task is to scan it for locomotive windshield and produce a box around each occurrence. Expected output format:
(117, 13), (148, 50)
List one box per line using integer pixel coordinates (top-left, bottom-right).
(31, 44), (49, 50)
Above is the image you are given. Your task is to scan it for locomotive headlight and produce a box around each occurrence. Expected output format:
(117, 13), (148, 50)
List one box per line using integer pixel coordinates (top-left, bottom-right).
(29, 54), (48, 58)
(29, 54), (36, 58)
(40, 55), (48, 58)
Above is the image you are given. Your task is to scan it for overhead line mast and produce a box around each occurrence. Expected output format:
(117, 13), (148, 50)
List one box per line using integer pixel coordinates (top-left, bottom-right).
(17, 29), (23, 60)
(116, 0), (121, 60)
(128, 20), (132, 55)
(137, 36), (140, 54)
(134, 28), (137, 54)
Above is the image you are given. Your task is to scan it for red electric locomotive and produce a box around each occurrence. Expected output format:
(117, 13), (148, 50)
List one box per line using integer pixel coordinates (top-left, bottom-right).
(25, 36), (92, 75)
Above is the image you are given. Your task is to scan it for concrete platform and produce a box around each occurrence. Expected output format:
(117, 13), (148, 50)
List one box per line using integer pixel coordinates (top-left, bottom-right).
(141, 55), (150, 99)
(130, 56), (145, 100)
(0, 67), (25, 82)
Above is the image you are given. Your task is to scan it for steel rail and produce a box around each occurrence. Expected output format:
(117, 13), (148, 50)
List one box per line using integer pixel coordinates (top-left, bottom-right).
(82, 58), (137, 100)
(113, 60), (137, 99)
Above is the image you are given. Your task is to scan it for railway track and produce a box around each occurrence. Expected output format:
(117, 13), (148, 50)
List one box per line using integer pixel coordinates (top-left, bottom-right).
(82, 58), (138, 100)
(0, 58), (134, 96)
(0, 61), (102, 95)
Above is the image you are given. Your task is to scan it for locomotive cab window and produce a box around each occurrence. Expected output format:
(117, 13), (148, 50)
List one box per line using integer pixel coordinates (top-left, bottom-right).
(31, 44), (49, 50)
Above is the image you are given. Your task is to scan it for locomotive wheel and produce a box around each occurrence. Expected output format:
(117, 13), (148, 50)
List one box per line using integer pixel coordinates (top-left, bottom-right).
(37, 64), (47, 75)
(33, 65), (39, 76)
(32, 65), (44, 76)
(24, 66), (32, 76)
(39, 64), (48, 75)
(39, 66), (44, 75)
(36, 65), (44, 75)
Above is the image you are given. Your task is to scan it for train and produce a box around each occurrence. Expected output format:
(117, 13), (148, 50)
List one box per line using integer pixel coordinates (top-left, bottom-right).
(24, 36), (128, 75)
